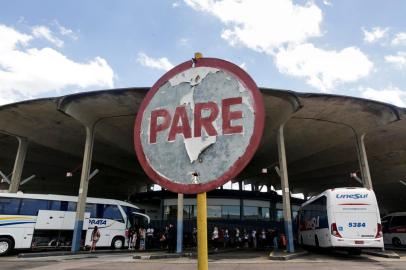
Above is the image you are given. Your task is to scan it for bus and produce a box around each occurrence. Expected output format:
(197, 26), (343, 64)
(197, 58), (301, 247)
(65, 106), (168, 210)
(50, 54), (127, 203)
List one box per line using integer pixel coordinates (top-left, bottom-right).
(382, 212), (406, 247)
(297, 187), (383, 254)
(0, 192), (150, 255)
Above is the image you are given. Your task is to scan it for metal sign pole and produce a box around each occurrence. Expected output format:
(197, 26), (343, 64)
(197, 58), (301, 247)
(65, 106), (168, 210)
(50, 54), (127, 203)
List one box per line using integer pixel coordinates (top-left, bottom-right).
(197, 192), (208, 270)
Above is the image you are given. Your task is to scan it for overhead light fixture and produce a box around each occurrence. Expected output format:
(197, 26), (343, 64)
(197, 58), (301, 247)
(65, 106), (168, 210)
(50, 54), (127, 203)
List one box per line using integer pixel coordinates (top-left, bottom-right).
(400, 180), (406, 186)
(261, 168), (268, 174)
(66, 172), (73, 178)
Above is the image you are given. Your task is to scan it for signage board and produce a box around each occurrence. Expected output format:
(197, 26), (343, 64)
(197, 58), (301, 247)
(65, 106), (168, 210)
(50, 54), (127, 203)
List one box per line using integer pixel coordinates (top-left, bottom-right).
(134, 58), (264, 194)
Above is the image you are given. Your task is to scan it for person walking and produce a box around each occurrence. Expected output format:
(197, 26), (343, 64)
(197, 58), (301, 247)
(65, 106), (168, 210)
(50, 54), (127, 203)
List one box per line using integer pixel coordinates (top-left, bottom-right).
(90, 226), (100, 252)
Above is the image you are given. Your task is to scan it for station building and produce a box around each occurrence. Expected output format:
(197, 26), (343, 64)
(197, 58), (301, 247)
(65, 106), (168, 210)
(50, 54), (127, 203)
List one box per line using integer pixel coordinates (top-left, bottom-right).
(0, 86), (405, 230)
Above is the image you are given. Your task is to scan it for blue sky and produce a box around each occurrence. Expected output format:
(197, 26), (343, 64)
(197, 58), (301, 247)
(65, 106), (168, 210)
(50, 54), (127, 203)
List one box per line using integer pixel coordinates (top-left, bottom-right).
(1, 0), (406, 106)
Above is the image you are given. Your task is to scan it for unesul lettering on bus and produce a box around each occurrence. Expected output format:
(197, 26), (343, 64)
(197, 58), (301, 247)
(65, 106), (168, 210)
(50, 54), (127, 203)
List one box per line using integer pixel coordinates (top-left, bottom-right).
(336, 194), (368, 199)
(149, 97), (243, 144)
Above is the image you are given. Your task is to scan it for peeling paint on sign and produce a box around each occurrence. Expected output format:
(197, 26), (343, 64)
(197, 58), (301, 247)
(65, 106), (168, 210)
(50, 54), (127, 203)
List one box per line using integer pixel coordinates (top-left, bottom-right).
(134, 58), (264, 194)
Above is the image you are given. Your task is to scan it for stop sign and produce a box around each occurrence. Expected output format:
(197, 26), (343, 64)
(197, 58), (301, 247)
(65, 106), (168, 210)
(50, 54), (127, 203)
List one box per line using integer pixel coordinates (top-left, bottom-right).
(134, 58), (264, 194)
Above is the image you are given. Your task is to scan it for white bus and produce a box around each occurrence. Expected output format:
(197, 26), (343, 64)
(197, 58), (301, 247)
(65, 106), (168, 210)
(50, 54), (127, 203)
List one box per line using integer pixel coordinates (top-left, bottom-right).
(0, 192), (150, 255)
(297, 188), (383, 254)
(382, 212), (406, 247)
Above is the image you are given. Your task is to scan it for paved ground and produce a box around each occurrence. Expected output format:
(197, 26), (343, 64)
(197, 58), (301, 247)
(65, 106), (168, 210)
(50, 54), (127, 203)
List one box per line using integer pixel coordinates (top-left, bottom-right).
(1, 249), (405, 270)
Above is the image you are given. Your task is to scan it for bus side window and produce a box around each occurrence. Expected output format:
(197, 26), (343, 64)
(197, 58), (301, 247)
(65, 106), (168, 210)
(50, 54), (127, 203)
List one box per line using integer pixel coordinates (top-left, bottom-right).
(0, 198), (21, 215)
(67, 202), (77, 212)
(19, 199), (49, 215)
(381, 217), (390, 233)
(102, 204), (124, 222)
(85, 203), (97, 218)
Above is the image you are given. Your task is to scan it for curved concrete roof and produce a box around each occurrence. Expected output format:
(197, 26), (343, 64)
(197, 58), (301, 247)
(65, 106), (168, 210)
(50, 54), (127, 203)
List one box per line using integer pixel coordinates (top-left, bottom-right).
(0, 87), (405, 213)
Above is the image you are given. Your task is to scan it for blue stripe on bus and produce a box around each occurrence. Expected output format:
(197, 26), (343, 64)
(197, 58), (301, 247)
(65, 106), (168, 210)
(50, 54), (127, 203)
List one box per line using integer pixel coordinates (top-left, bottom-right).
(0, 221), (36, 226)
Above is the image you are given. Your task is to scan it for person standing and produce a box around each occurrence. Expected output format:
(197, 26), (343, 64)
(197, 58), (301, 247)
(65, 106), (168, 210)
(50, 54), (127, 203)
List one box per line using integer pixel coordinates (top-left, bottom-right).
(167, 224), (176, 253)
(260, 228), (266, 249)
(128, 227), (137, 250)
(192, 227), (197, 247)
(139, 227), (146, 251)
(90, 226), (100, 252)
(251, 229), (257, 249)
(224, 228), (229, 248)
(235, 227), (241, 248)
(212, 226), (219, 251)
(146, 226), (154, 249)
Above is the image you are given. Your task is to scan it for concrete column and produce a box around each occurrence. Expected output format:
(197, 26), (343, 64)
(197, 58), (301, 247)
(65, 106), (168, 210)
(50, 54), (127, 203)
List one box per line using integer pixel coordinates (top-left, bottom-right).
(176, 193), (184, 253)
(72, 126), (95, 253)
(277, 124), (294, 252)
(356, 133), (373, 189)
(9, 137), (28, 193)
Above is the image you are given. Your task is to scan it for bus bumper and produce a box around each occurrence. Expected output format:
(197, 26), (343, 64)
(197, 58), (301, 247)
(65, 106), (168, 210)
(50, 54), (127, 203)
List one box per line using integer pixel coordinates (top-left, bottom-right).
(331, 236), (384, 248)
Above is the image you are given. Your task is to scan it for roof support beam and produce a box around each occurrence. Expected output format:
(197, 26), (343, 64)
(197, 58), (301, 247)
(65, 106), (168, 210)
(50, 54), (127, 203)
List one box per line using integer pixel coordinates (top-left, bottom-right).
(277, 124), (294, 253)
(71, 125), (95, 253)
(176, 193), (184, 253)
(356, 133), (373, 189)
(9, 137), (28, 193)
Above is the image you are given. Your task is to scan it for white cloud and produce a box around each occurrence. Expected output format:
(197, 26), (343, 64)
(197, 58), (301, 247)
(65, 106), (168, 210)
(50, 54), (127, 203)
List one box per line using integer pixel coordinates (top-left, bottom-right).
(275, 43), (373, 92)
(137, 52), (174, 71)
(391, 32), (406, 46)
(361, 86), (406, 107)
(57, 24), (79, 40)
(385, 52), (406, 68)
(184, 0), (322, 53)
(322, 0), (332, 6)
(177, 37), (189, 46)
(362, 27), (388, 43)
(0, 24), (114, 105)
(32, 26), (64, 47)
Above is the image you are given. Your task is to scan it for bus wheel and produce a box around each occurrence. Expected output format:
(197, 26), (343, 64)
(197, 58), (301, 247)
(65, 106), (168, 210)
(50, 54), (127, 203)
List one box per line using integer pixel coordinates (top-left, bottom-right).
(111, 237), (124, 249)
(0, 238), (13, 256)
(392, 237), (402, 247)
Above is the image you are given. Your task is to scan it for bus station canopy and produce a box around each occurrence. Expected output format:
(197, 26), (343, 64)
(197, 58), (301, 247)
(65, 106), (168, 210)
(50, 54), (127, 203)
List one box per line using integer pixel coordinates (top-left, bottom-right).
(0, 87), (405, 213)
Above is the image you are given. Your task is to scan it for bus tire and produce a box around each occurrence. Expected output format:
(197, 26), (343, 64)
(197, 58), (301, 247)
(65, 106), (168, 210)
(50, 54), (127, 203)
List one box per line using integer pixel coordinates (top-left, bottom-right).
(111, 237), (124, 249)
(315, 235), (319, 248)
(392, 237), (402, 247)
(0, 237), (14, 256)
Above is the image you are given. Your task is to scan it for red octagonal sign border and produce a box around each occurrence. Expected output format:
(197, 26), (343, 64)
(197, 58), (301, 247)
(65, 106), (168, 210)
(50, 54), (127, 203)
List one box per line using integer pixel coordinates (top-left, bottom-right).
(134, 57), (265, 194)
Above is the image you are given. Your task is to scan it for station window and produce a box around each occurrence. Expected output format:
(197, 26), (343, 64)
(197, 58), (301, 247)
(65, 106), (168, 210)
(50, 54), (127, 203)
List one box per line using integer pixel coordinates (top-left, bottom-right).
(243, 206), (259, 219)
(259, 207), (270, 220)
(0, 198), (20, 215)
(276, 210), (283, 222)
(164, 205), (177, 220)
(207, 205), (221, 218)
(221, 205), (240, 219)
(19, 199), (49, 215)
